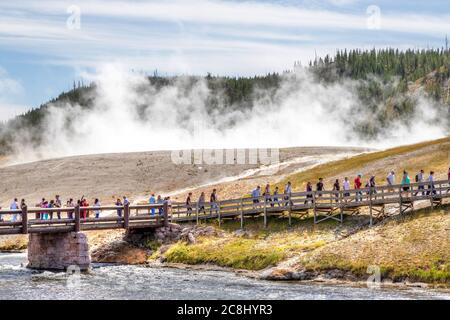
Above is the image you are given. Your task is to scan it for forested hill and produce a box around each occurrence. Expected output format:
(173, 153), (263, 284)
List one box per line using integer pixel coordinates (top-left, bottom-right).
(0, 48), (449, 154)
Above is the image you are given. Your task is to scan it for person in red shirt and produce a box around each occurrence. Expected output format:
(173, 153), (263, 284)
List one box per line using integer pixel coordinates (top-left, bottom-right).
(354, 174), (362, 202)
(447, 168), (450, 193)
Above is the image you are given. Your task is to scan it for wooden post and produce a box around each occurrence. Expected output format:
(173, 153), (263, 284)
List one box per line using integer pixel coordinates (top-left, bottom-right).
(369, 189), (373, 227)
(288, 208), (292, 227)
(21, 205), (28, 234)
(196, 203), (199, 226)
(124, 203), (130, 229)
(74, 205), (80, 232)
(217, 201), (221, 228)
(240, 198), (244, 230)
(313, 191), (317, 224)
(263, 197), (267, 229)
(163, 201), (168, 227)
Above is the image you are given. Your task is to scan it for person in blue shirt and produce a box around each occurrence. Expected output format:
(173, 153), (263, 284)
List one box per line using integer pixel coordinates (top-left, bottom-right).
(252, 186), (261, 204)
(149, 193), (156, 216)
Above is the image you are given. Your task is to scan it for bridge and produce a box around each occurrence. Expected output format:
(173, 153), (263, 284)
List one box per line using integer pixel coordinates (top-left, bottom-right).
(0, 180), (449, 235)
(0, 180), (448, 271)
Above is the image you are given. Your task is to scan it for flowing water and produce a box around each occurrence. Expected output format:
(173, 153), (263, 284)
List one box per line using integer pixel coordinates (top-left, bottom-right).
(0, 253), (448, 300)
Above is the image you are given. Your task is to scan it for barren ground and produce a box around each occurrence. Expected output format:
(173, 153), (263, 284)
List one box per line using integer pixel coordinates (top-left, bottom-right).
(0, 147), (365, 207)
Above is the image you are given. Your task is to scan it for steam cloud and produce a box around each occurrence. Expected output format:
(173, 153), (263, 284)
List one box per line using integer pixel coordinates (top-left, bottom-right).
(11, 64), (448, 163)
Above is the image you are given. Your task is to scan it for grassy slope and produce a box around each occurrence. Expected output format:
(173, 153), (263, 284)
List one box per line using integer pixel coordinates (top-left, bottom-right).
(277, 136), (450, 191)
(160, 137), (450, 283)
(299, 206), (450, 283)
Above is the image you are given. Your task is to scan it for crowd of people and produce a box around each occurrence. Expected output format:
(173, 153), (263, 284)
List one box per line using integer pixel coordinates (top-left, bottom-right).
(0, 192), (175, 222)
(178, 168), (449, 211)
(245, 167), (450, 207)
(0, 168), (449, 222)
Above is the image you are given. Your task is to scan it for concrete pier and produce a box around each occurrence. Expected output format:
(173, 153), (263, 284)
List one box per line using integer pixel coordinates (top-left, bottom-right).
(27, 232), (90, 271)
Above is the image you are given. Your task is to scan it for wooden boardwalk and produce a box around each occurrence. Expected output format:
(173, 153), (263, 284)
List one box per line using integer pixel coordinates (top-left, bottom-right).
(0, 180), (449, 235)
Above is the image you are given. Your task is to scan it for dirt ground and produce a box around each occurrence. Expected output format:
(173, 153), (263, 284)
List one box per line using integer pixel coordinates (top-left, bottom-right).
(0, 147), (365, 207)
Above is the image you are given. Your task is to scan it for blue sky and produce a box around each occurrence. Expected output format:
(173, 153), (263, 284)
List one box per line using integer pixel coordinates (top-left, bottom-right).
(0, 0), (449, 120)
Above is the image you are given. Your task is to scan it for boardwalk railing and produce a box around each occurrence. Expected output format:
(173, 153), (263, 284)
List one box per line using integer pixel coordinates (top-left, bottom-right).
(0, 180), (449, 235)
(169, 179), (450, 227)
(0, 203), (168, 235)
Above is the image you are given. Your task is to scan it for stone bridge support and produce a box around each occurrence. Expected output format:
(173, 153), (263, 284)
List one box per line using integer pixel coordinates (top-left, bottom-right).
(27, 232), (90, 271)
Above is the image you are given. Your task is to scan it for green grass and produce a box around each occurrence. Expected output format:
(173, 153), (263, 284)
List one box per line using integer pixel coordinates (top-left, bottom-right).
(163, 237), (286, 270)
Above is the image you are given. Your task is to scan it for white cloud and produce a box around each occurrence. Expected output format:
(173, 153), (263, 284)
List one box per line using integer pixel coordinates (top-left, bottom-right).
(0, 67), (27, 121)
(0, 67), (23, 96)
(0, 103), (29, 121)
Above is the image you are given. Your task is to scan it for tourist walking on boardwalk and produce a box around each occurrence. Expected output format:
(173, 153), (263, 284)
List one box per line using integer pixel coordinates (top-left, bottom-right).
(149, 193), (156, 216)
(186, 193), (193, 216)
(115, 198), (123, 217)
(343, 177), (350, 200)
(447, 168), (450, 193)
(387, 171), (395, 192)
(273, 186), (280, 207)
(80, 198), (89, 219)
(93, 199), (101, 219)
(48, 200), (56, 220)
(354, 174), (362, 202)
(55, 195), (62, 219)
(264, 184), (271, 205)
(369, 176), (377, 199)
(41, 200), (49, 220)
(252, 186), (261, 207)
(10, 198), (19, 222)
(401, 171), (411, 197)
(332, 179), (340, 202)
(67, 198), (75, 219)
(427, 171), (436, 195)
(157, 195), (163, 215)
(305, 182), (314, 205)
(38, 198), (45, 219)
(284, 181), (292, 207)
(210, 189), (219, 214)
(415, 170), (425, 196)
(316, 178), (325, 198)
(198, 192), (206, 214)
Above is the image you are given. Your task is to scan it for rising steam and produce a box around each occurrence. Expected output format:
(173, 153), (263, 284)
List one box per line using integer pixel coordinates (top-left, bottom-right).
(11, 64), (448, 163)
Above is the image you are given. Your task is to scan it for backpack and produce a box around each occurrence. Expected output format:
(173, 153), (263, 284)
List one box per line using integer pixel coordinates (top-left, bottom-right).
(415, 174), (419, 182)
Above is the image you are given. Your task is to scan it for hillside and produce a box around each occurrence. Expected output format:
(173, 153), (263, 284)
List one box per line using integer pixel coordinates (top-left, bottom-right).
(0, 146), (364, 208)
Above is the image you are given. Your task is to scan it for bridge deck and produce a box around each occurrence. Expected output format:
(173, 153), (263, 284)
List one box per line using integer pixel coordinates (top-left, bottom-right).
(0, 180), (449, 235)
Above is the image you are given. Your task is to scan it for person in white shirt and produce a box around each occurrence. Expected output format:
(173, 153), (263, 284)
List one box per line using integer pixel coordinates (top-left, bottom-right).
(93, 199), (101, 219)
(284, 181), (293, 206)
(10, 198), (19, 222)
(343, 177), (351, 196)
(386, 171), (395, 192)
(427, 171), (436, 195)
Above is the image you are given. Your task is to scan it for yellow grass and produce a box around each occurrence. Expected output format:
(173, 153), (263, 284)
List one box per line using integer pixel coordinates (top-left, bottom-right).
(278, 136), (450, 191)
(299, 206), (450, 283)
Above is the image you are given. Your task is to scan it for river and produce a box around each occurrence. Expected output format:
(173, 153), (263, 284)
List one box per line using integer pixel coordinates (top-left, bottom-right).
(0, 253), (448, 300)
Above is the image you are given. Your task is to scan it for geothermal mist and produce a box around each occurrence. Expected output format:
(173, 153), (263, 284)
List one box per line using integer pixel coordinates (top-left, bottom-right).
(12, 64), (448, 162)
